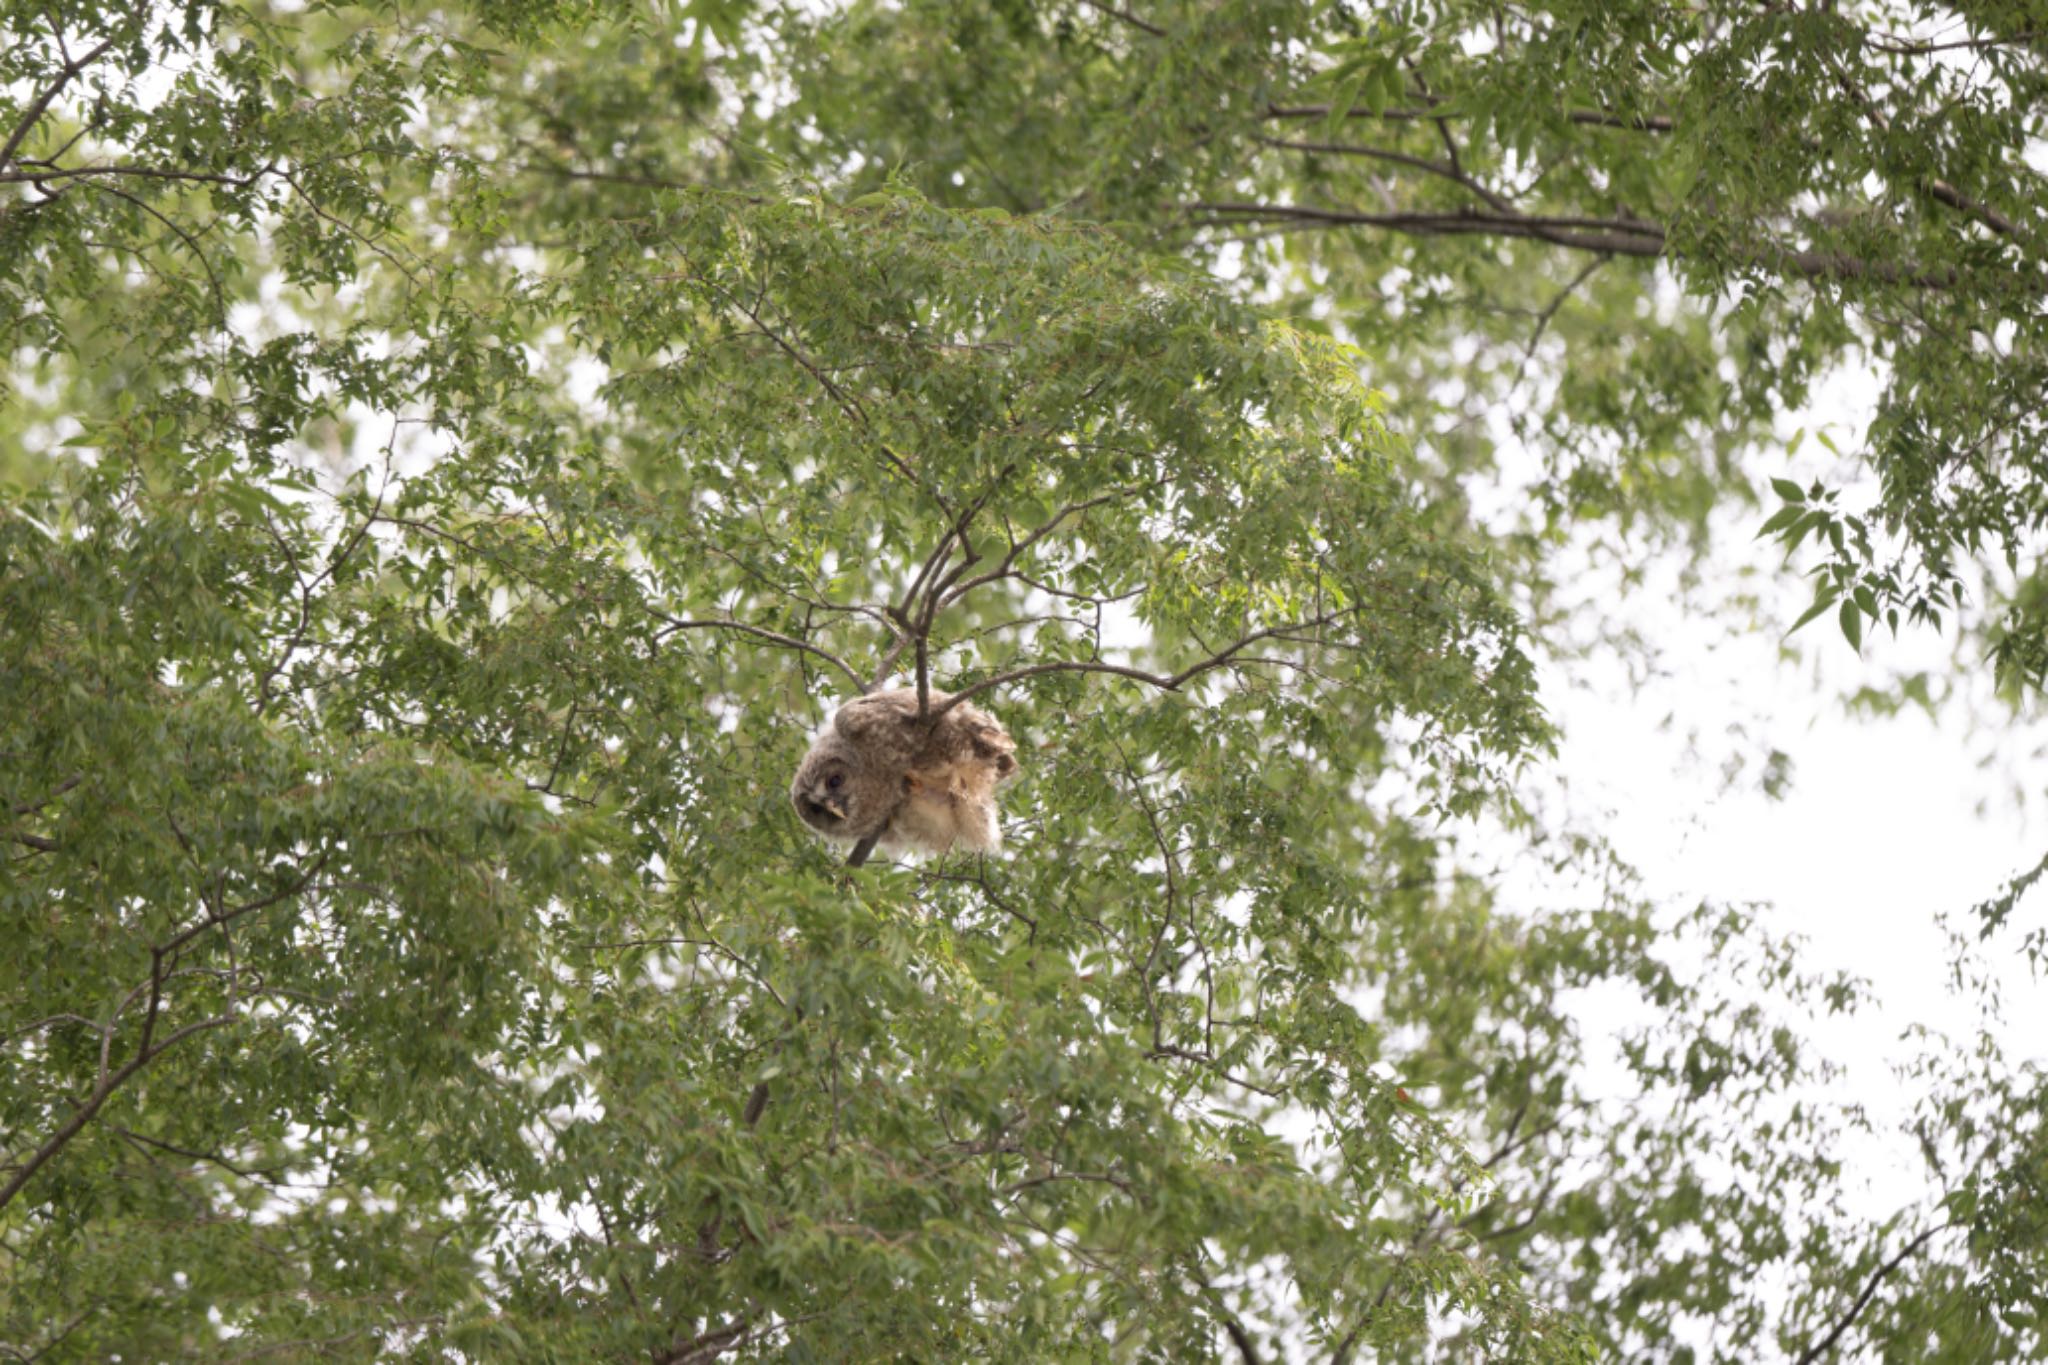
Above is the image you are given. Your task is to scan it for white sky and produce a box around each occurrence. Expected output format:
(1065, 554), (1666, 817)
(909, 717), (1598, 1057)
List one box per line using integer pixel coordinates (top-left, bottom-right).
(1506, 356), (2048, 1257)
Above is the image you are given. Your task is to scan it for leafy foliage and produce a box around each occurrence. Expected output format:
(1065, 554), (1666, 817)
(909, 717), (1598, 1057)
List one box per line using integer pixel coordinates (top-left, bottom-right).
(763, 0), (2048, 687)
(2, 2), (2043, 1362)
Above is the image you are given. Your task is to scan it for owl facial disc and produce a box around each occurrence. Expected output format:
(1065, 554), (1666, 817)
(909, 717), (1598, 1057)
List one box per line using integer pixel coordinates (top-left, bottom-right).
(801, 770), (850, 825)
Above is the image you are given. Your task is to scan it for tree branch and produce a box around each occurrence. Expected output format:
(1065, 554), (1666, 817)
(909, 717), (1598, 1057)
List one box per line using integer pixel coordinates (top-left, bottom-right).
(846, 833), (881, 867)
(0, 858), (326, 1211)
(930, 609), (1356, 717)
(650, 612), (865, 692)
(657, 1318), (752, 1365)
(1864, 28), (2040, 56)
(0, 162), (265, 187)
(0, 1010), (236, 1212)
(939, 481), (1157, 609)
(0, 35), (119, 172)
(111, 1126), (289, 1184)
(1250, 135), (1514, 213)
(10, 774), (84, 816)
(1188, 198), (1666, 256)
(1187, 200), (1961, 286)
(1265, 101), (1674, 132)
(1793, 1222), (1950, 1365)
(1080, 0), (1164, 37)
(1510, 253), (1610, 391)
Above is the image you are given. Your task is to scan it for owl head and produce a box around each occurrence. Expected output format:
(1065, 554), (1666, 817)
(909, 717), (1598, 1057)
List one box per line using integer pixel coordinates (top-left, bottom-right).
(789, 732), (896, 842)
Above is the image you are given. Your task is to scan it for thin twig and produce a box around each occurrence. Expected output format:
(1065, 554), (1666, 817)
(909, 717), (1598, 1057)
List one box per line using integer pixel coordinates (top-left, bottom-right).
(930, 608), (1358, 717)
(651, 612), (865, 691)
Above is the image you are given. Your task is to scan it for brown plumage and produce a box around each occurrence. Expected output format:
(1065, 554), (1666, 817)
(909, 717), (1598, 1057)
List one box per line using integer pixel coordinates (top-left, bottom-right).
(789, 688), (1018, 855)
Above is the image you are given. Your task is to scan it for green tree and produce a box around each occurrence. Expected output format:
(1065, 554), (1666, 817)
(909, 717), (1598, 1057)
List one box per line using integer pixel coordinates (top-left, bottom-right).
(2, 2), (2042, 1362)
(761, 0), (2048, 691)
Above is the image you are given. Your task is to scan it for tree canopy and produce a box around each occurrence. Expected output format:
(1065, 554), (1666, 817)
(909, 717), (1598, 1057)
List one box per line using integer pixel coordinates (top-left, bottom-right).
(2, 2), (2044, 1361)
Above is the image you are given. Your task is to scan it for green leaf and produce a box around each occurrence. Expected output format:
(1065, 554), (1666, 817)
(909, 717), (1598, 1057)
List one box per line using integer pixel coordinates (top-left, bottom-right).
(1788, 585), (1843, 636)
(1324, 77), (1364, 133)
(1756, 505), (1804, 538)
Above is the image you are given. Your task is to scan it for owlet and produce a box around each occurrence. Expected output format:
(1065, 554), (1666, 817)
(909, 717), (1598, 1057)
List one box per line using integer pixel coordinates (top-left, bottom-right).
(790, 688), (1018, 855)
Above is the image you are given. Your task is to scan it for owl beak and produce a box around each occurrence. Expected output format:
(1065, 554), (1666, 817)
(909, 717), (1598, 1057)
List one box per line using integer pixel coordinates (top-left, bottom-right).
(812, 787), (848, 821)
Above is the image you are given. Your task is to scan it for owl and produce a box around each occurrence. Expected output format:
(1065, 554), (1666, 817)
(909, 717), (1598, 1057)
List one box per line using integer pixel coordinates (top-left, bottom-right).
(790, 688), (1018, 855)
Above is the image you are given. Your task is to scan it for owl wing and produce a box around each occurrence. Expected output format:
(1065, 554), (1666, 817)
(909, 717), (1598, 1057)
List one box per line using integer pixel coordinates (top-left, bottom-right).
(832, 689), (927, 769)
(949, 703), (1019, 782)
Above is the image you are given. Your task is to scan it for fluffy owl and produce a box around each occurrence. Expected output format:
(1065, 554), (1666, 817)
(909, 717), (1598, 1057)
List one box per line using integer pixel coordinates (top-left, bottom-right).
(790, 688), (1018, 855)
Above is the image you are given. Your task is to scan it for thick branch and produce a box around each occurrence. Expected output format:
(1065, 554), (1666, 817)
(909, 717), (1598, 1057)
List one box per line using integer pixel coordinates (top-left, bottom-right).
(741, 1081), (771, 1127)
(658, 1319), (753, 1365)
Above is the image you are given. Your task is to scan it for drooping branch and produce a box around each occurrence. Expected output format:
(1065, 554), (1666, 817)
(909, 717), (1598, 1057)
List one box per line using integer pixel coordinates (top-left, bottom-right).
(1811, 45), (2024, 242)
(71, 174), (232, 327)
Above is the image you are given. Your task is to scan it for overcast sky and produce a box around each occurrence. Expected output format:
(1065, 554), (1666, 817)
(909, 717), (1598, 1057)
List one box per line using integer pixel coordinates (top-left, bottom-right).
(1509, 353), (2048, 1237)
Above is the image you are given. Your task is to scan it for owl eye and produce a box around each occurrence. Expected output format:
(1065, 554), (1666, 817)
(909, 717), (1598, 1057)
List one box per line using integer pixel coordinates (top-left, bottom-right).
(826, 773), (843, 791)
